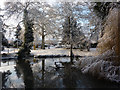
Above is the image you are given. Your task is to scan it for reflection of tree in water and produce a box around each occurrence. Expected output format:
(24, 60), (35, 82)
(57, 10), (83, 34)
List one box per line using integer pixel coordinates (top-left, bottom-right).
(16, 60), (34, 88)
(75, 56), (79, 61)
(62, 63), (78, 88)
(2, 70), (12, 88)
(14, 66), (21, 78)
(34, 58), (50, 88)
(33, 58), (45, 88)
(41, 59), (45, 87)
(33, 58), (62, 88)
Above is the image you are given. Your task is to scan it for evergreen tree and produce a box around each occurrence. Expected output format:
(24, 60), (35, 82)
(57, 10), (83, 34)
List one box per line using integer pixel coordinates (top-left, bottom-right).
(2, 33), (8, 47)
(14, 24), (22, 48)
(0, 17), (8, 48)
(18, 9), (34, 59)
(92, 2), (111, 20)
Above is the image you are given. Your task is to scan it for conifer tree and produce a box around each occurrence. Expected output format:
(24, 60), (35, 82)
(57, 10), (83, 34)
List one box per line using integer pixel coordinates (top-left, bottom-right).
(18, 9), (34, 59)
(14, 24), (22, 48)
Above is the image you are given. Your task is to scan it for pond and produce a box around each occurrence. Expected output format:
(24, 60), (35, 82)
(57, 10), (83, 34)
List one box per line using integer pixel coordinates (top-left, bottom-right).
(0, 57), (119, 88)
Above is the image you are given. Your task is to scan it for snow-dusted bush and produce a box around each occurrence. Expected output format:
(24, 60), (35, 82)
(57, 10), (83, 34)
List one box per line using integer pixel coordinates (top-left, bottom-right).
(75, 50), (120, 83)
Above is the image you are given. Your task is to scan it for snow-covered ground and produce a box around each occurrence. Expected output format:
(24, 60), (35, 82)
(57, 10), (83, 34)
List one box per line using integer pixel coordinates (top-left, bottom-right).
(1, 48), (98, 57)
(31, 48), (98, 57)
(1, 48), (19, 54)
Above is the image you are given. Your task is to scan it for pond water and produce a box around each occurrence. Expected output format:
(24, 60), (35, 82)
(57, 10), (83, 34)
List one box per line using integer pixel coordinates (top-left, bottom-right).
(0, 57), (119, 88)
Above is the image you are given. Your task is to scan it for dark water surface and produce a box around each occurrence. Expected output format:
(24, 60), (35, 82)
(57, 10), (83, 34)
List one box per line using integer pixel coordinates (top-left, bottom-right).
(1, 57), (119, 88)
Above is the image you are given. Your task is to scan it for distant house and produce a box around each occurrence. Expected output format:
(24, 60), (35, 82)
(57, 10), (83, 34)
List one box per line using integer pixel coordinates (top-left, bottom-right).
(45, 39), (58, 45)
(33, 38), (59, 47)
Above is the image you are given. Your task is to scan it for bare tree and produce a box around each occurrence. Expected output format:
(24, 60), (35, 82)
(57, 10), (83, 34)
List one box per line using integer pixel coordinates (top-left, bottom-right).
(30, 2), (60, 49)
(54, 2), (90, 61)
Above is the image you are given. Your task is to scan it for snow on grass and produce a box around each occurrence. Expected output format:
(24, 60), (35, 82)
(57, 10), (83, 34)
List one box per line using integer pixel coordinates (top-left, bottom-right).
(0, 65), (16, 72)
(31, 48), (98, 56)
(1, 48), (98, 57)
(1, 48), (19, 54)
(75, 50), (120, 83)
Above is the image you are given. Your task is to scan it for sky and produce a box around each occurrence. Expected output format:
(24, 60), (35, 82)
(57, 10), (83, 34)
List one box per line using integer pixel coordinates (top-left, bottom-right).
(0, 0), (5, 9)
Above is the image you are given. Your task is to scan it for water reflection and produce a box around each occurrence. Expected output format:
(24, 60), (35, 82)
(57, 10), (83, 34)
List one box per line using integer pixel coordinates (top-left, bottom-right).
(32, 58), (76, 88)
(16, 60), (34, 88)
(33, 58), (65, 88)
(41, 59), (45, 87)
(1, 57), (119, 88)
(2, 70), (12, 88)
(70, 55), (74, 64)
(42, 59), (45, 71)
(14, 65), (21, 78)
(1, 60), (16, 67)
(32, 58), (119, 88)
(62, 63), (77, 88)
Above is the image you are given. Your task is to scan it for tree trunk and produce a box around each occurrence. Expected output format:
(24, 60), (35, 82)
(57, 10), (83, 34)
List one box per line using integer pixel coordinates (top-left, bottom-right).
(42, 59), (45, 71)
(33, 44), (36, 50)
(68, 16), (74, 64)
(41, 27), (45, 49)
(70, 44), (73, 64)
